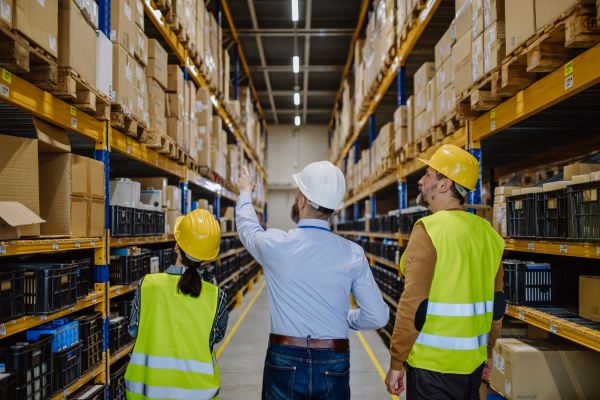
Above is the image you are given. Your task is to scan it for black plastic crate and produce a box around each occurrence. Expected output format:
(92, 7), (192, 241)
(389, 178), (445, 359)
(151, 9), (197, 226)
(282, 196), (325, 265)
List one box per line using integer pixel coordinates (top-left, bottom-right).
(109, 317), (128, 353)
(69, 384), (106, 400)
(503, 260), (553, 306)
(109, 206), (133, 238)
(0, 336), (53, 400)
(109, 359), (128, 400)
(132, 209), (146, 236)
(0, 271), (25, 324)
(73, 314), (103, 374)
(109, 255), (144, 285)
(156, 211), (165, 235)
(53, 341), (82, 394)
(145, 211), (156, 236)
(0, 372), (14, 399)
(568, 181), (600, 241)
(72, 259), (93, 300)
(140, 251), (152, 277)
(535, 188), (570, 239)
(507, 193), (537, 239)
(399, 210), (431, 234)
(153, 248), (174, 273)
(0, 263), (78, 315)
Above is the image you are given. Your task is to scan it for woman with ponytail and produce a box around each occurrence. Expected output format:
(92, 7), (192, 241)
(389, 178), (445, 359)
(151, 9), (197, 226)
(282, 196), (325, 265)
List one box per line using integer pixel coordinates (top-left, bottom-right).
(125, 209), (227, 400)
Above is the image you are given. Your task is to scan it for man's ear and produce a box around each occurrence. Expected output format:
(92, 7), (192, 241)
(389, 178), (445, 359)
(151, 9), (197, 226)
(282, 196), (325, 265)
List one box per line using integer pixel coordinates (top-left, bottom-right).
(437, 178), (453, 194)
(298, 193), (307, 210)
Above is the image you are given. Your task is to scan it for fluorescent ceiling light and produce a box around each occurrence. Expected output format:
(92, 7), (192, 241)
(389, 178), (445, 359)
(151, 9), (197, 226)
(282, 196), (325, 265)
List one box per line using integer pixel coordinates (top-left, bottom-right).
(294, 93), (300, 105)
(295, 116), (301, 126)
(292, 0), (298, 21)
(293, 56), (300, 73)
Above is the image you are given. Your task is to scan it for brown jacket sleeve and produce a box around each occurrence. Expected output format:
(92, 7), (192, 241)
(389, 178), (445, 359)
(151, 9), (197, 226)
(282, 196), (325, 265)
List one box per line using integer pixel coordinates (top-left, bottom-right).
(487, 262), (505, 359)
(389, 222), (436, 370)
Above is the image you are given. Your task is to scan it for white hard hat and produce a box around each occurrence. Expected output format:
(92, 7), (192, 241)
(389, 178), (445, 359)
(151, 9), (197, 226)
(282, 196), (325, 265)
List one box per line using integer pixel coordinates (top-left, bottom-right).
(292, 161), (346, 210)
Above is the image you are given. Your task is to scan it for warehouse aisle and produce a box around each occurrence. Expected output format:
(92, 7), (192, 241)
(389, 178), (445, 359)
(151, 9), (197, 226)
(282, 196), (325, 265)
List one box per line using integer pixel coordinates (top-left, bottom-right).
(215, 277), (405, 399)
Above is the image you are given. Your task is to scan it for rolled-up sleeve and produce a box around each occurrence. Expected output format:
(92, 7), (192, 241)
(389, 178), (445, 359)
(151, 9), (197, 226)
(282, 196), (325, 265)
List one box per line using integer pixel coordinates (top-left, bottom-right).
(348, 256), (390, 331)
(235, 192), (265, 264)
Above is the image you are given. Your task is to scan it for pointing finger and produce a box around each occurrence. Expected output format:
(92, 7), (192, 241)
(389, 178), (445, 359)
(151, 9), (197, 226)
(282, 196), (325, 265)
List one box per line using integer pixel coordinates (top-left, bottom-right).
(243, 166), (250, 176)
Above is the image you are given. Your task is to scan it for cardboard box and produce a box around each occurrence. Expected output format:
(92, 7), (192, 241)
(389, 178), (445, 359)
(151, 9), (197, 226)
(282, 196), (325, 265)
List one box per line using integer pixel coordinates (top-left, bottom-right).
(149, 93), (166, 121)
(479, 381), (502, 400)
(484, 21), (506, 74)
(110, 0), (136, 56)
(394, 126), (408, 152)
(564, 163), (600, 181)
(505, 0), (536, 56)
(134, 28), (148, 66)
(131, 86), (145, 122)
(0, 133), (40, 237)
(536, 0), (594, 31)
(183, 117), (190, 153)
(166, 92), (185, 118)
(434, 31), (447, 69)
(166, 210), (180, 235)
(454, 30), (473, 96)
(112, 44), (134, 107)
(394, 106), (408, 128)
(580, 275), (600, 322)
(96, 30), (113, 100)
(414, 62), (436, 93)
(58, 0), (97, 87)
(167, 117), (183, 146)
(135, 177), (167, 206)
(443, 85), (455, 117)
(406, 95), (414, 143)
(165, 185), (181, 211)
(188, 80), (196, 122)
(197, 124), (211, 167)
(167, 64), (184, 93)
(1, 0), (12, 28)
(455, 0), (473, 41)
(483, 0), (505, 29)
(416, 87), (427, 114)
(196, 87), (212, 126)
(493, 203), (507, 236)
(494, 186), (519, 196)
(12, 0), (58, 58)
(442, 57), (453, 89)
(472, 34), (484, 82)
(490, 339), (600, 399)
(89, 198), (104, 237)
(436, 92), (445, 124)
(0, 202), (45, 240)
(472, 0), (484, 38)
(189, 120), (198, 161)
(572, 173), (591, 184)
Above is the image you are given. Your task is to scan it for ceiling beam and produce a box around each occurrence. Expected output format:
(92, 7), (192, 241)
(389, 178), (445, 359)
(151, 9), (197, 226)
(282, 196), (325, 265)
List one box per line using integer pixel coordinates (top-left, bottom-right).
(246, 0), (278, 124)
(229, 28), (355, 37)
(248, 65), (344, 72)
(264, 109), (332, 115)
(257, 90), (337, 96)
(302, 0), (312, 124)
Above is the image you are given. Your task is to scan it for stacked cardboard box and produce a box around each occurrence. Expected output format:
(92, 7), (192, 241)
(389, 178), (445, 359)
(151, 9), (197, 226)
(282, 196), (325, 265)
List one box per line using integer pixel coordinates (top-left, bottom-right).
(165, 65), (185, 148)
(195, 87), (213, 171)
(434, 24), (455, 125)
(412, 62), (435, 142)
(363, 0), (396, 98)
(353, 40), (365, 128)
(372, 123), (395, 171)
(210, 116), (228, 179)
(492, 186), (518, 237)
(147, 39), (168, 139)
(393, 105), (408, 152)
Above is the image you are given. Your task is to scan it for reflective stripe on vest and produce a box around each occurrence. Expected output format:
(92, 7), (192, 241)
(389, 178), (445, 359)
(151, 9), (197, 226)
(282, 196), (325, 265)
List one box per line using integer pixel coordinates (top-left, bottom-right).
(126, 381), (219, 400)
(426, 301), (494, 317)
(129, 353), (217, 375)
(415, 332), (490, 351)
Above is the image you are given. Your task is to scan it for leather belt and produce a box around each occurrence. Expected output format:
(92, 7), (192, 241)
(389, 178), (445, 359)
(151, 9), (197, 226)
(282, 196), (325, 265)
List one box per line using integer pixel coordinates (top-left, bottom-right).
(270, 334), (349, 353)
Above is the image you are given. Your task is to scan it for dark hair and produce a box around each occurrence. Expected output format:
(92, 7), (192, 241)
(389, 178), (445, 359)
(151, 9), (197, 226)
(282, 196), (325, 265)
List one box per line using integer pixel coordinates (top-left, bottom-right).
(177, 247), (202, 298)
(436, 171), (467, 205)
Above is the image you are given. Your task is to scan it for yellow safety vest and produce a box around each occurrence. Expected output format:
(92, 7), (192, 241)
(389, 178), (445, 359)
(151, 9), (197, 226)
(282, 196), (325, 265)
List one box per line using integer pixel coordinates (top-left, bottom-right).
(125, 273), (220, 400)
(400, 210), (504, 374)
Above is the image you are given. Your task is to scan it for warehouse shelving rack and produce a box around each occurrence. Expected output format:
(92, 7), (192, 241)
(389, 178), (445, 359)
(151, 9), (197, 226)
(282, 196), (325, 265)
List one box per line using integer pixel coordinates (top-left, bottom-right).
(0, 0), (268, 395)
(330, 2), (600, 355)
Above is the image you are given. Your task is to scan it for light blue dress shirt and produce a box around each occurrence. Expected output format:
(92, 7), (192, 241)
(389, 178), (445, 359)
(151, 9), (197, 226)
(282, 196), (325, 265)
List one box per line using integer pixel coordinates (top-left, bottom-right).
(235, 192), (389, 339)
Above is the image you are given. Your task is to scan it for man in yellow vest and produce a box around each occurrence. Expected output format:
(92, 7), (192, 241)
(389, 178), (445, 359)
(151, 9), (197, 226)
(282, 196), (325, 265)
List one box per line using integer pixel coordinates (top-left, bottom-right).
(385, 145), (505, 399)
(125, 209), (225, 400)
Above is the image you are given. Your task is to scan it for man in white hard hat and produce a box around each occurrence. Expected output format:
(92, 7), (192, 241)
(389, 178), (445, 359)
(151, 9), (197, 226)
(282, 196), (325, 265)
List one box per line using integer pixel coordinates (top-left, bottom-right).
(235, 163), (389, 399)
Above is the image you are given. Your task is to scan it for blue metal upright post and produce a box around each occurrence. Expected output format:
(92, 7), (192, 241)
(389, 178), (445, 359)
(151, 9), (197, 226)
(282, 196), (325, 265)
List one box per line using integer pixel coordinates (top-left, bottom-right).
(215, 194), (221, 219)
(97, 0), (111, 38)
(398, 180), (407, 210)
(215, 0), (222, 26)
(467, 147), (482, 209)
(180, 181), (189, 214)
(397, 66), (406, 106)
(234, 45), (239, 100)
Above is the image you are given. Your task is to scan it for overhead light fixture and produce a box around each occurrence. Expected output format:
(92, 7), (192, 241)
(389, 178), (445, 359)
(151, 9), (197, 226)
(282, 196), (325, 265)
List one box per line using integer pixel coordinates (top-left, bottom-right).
(294, 92), (300, 105)
(291, 0), (298, 21)
(293, 56), (299, 73)
(295, 116), (301, 126)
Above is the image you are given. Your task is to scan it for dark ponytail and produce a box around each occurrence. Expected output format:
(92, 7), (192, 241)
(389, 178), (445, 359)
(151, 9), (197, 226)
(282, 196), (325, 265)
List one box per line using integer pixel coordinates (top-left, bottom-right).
(177, 247), (203, 298)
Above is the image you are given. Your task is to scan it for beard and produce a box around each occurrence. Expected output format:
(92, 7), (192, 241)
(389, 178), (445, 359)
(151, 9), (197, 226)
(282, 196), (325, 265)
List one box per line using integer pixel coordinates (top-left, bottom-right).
(417, 185), (434, 208)
(290, 196), (300, 224)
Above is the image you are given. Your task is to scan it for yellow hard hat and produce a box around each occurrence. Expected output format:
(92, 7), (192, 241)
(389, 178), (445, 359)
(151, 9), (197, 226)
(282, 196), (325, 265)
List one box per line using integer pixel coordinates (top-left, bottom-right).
(174, 208), (221, 261)
(418, 144), (480, 191)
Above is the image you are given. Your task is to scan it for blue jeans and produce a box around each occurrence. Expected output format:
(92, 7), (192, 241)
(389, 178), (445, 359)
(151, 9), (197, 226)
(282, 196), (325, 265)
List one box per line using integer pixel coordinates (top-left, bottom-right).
(262, 341), (351, 400)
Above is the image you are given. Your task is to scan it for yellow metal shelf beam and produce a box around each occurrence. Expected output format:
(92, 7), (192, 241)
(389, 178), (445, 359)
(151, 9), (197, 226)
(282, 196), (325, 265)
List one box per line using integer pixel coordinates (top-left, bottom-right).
(109, 283), (139, 299)
(110, 343), (135, 365)
(0, 237), (103, 257)
(221, 232), (239, 238)
(506, 305), (600, 353)
(0, 68), (105, 142)
(504, 239), (600, 259)
(110, 235), (175, 247)
(335, 230), (402, 240)
(333, 0), (443, 165)
(218, 260), (256, 288)
(143, 0), (267, 177)
(366, 252), (398, 270)
(345, 173), (398, 206)
(0, 291), (105, 338)
(51, 363), (105, 400)
(472, 43), (600, 143)
(382, 292), (398, 309)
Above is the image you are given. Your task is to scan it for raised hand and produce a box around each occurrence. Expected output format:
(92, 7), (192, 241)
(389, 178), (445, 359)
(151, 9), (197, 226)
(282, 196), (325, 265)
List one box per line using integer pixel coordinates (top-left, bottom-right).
(236, 166), (256, 194)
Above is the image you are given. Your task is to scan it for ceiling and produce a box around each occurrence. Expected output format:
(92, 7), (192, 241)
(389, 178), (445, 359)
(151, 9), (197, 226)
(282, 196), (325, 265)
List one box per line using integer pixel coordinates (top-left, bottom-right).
(218, 0), (365, 125)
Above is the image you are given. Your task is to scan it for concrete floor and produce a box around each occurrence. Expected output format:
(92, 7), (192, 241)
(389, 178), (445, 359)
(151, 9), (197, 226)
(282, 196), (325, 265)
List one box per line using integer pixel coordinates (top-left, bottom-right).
(215, 277), (407, 400)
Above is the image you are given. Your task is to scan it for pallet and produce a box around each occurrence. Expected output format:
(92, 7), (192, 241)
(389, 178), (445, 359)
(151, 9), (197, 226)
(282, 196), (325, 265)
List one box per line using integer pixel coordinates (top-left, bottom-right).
(155, 0), (170, 13)
(414, 131), (435, 154)
(110, 104), (145, 138)
(177, 146), (187, 165)
(198, 165), (211, 178)
(0, 21), (58, 91)
(398, 142), (417, 164)
(48, 67), (111, 120)
(144, 129), (170, 152)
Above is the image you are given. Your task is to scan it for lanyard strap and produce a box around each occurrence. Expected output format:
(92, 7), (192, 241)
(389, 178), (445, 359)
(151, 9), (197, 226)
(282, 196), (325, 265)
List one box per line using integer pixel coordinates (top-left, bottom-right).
(298, 226), (331, 232)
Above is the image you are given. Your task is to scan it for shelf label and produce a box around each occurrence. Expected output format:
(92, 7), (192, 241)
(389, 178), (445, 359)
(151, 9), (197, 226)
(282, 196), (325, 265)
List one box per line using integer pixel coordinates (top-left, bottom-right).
(41, 316), (47, 321)
(127, 145), (131, 154)
(129, 285), (133, 290)
(155, 160), (158, 166)
(92, 297), (97, 304)
(519, 311), (525, 320)
(0, 325), (5, 337)
(53, 242), (59, 250)
(491, 108), (496, 118)
(117, 288), (121, 295)
(91, 370), (95, 377)
(491, 121), (496, 131)
(75, 241), (80, 248)
(90, 240), (95, 247)
(145, 237), (149, 242)
(70, 106), (76, 116)
(118, 239), (122, 245)
(550, 324), (558, 334)
(559, 244), (568, 253)
(2, 69), (11, 84)
(0, 246), (5, 255)
(0, 84), (9, 98)
(597, 246), (600, 256)
(69, 307), (74, 312)
(528, 243), (535, 251)
(565, 61), (573, 76)
(71, 118), (77, 129)
(565, 75), (574, 90)
(135, 237), (139, 243)
(64, 388), (69, 397)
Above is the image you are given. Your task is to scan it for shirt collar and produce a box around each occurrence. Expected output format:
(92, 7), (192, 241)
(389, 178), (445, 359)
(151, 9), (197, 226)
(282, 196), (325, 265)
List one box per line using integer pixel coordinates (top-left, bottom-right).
(165, 265), (185, 275)
(297, 219), (331, 230)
